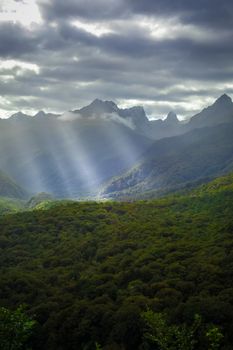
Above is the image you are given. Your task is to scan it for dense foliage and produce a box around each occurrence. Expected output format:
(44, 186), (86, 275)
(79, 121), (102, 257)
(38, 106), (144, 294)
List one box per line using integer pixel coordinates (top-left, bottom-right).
(0, 197), (25, 215)
(1, 174), (233, 349)
(142, 310), (223, 350)
(0, 306), (36, 350)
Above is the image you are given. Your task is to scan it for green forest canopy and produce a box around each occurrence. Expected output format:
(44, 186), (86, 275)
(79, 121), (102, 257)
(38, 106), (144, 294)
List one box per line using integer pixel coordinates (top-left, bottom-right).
(0, 173), (233, 349)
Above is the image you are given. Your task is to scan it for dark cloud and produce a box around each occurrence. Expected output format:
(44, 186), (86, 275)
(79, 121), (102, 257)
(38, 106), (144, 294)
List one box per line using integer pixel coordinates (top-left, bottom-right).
(127, 0), (233, 27)
(0, 0), (233, 118)
(0, 22), (39, 57)
(38, 0), (127, 21)
(39, 0), (233, 29)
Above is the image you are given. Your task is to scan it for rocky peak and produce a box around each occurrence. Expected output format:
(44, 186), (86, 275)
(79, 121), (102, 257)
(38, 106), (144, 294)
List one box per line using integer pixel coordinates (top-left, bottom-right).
(10, 112), (30, 120)
(77, 99), (119, 117)
(34, 111), (46, 118)
(165, 111), (179, 124)
(214, 94), (232, 106)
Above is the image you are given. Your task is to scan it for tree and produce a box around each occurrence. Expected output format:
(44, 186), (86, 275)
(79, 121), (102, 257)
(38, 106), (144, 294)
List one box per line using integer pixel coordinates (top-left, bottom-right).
(0, 306), (36, 350)
(206, 326), (224, 350)
(142, 311), (204, 350)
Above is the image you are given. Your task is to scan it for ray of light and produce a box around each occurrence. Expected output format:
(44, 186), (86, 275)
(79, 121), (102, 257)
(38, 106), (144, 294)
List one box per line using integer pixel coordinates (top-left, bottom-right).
(46, 119), (101, 198)
(0, 120), (46, 193)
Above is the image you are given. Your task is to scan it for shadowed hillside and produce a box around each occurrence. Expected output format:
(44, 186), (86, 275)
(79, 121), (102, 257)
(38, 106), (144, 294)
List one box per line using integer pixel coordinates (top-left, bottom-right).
(1, 173), (233, 349)
(102, 122), (233, 199)
(0, 170), (28, 199)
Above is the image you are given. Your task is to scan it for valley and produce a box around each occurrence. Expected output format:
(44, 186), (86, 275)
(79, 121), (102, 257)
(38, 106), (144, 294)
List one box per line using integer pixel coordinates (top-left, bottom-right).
(1, 95), (233, 350)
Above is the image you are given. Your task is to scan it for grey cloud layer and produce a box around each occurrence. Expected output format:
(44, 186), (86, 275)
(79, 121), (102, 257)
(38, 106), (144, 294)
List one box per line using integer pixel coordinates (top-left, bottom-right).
(0, 22), (39, 57)
(39, 0), (233, 28)
(0, 0), (233, 118)
(39, 0), (127, 21)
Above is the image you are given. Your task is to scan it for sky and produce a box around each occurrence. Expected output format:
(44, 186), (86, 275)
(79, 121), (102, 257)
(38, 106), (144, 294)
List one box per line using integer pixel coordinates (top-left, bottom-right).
(0, 0), (233, 119)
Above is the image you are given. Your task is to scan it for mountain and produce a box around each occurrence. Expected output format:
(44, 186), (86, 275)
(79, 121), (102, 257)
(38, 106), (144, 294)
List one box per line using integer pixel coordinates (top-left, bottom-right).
(9, 111), (31, 122)
(34, 111), (60, 119)
(166, 111), (179, 124)
(145, 111), (183, 139)
(187, 94), (233, 130)
(0, 108), (152, 197)
(74, 98), (119, 117)
(144, 94), (233, 140)
(74, 100), (183, 139)
(1, 94), (233, 198)
(8, 111), (59, 122)
(73, 98), (149, 131)
(101, 121), (233, 199)
(0, 170), (28, 199)
(118, 105), (149, 130)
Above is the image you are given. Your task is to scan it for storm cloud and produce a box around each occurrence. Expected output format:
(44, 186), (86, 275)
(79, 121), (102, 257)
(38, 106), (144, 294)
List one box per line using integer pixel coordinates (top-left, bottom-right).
(0, 0), (233, 118)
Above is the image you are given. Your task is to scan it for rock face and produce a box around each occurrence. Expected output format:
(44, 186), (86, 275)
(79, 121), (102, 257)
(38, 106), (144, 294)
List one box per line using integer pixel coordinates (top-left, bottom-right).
(165, 111), (179, 124)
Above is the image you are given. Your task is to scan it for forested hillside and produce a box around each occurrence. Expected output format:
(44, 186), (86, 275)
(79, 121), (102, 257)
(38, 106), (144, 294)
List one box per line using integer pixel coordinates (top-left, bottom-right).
(102, 122), (233, 199)
(1, 173), (233, 349)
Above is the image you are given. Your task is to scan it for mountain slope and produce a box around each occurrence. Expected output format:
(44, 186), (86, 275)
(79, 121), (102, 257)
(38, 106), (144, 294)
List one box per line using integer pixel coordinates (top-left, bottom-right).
(187, 94), (233, 130)
(1, 173), (233, 349)
(145, 111), (183, 139)
(1, 94), (233, 198)
(0, 115), (152, 197)
(0, 170), (28, 199)
(102, 121), (233, 198)
(144, 94), (233, 140)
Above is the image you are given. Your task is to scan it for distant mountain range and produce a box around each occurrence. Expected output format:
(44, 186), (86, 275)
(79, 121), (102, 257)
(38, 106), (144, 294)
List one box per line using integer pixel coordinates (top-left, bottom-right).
(1, 94), (233, 198)
(0, 104), (151, 197)
(70, 94), (233, 140)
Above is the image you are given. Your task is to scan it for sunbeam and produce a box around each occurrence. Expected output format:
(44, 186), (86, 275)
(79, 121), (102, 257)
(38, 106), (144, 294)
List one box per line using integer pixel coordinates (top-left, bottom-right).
(0, 118), (46, 193)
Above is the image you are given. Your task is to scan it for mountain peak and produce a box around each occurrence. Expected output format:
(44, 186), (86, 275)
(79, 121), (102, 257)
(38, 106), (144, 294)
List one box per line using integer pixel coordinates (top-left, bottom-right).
(124, 106), (146, 117)
(77, 99), (119, 117)
(214, 94), (232, 106)
(188, 93), (233, 129)
(90, 98), (103, 106)
(90, 99), (118, 110)
(104, 100), (119, 111)
(119, 105), (149, 129)
(10, 111), (30, 120)
(165, 111), (178, 123)
(34, 111), (46, 118)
